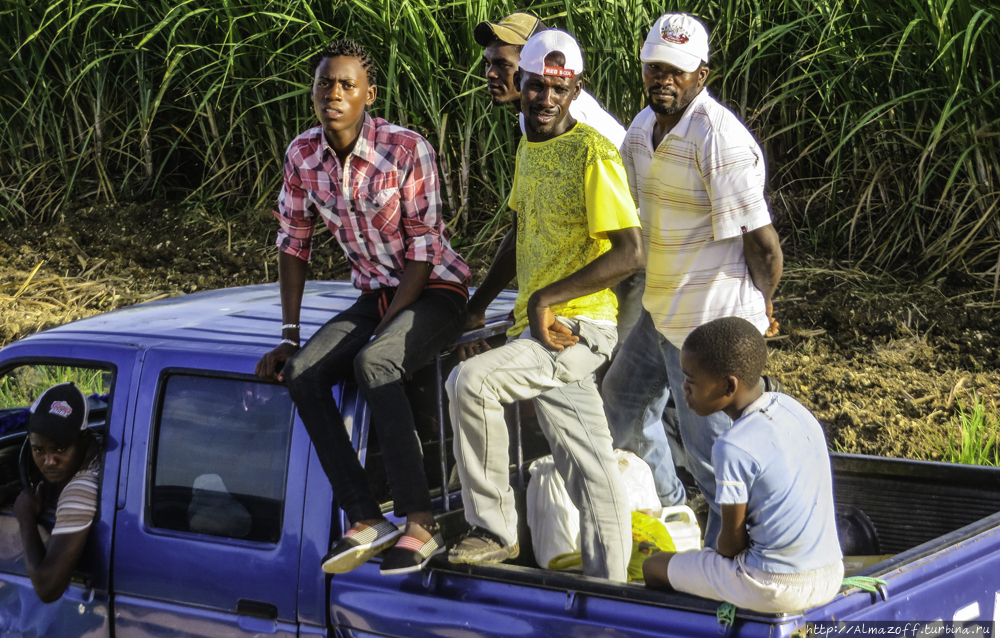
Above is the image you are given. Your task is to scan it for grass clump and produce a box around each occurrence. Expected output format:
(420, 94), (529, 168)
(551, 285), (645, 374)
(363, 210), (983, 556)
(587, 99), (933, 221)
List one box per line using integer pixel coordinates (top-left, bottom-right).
(0, 365), (110, 411)
(935, 395), (1000, 466)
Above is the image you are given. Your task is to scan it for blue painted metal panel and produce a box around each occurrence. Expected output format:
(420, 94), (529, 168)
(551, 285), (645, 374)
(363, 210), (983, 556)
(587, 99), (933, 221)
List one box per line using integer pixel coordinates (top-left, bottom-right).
(114, 594), (296, 637)
(804, 521), (1000, 623)
(0, 575), (110, 637)
(328, 567), (790, 638)
(296, 437), (334, 636)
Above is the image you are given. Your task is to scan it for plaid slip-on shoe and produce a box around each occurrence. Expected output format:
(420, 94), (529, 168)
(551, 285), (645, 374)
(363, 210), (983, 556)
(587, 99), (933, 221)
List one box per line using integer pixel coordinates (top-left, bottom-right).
(380, 525), (446, 575)
(447, 526), (519, 565)
(322, 520), (402, 574)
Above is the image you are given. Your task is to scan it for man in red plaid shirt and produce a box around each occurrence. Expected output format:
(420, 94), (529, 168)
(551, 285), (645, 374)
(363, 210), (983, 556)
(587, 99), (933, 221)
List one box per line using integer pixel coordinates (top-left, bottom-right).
(256, 39), (470, 577)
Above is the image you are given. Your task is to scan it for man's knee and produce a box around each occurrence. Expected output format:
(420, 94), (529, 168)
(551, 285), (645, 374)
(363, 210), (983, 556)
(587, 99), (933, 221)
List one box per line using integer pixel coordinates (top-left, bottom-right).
(444, 362), (463, 400)
(283, 356), (314, 400)
(445, 357), (494, 405)
(353, 344), (402, 390)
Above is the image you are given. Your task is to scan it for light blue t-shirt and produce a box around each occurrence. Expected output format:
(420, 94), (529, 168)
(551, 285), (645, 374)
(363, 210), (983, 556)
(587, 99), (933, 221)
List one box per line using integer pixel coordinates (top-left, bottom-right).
(713, 392), (843, 574)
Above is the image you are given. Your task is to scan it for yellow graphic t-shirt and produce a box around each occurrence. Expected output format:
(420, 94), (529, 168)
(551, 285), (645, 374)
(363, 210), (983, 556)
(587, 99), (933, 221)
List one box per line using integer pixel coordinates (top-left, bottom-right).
(507, 122), (640, 337)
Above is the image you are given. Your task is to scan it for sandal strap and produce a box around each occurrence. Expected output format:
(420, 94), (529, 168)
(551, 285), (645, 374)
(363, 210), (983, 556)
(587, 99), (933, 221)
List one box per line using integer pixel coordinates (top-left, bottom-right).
(396, 535), (428, 552)
(396, 533), (442, 558)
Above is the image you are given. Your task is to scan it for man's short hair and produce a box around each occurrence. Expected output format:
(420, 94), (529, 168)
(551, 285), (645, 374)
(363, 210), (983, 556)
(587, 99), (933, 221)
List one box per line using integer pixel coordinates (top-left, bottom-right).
(683, 317), (767, 387)
(309, 39), (377, 86)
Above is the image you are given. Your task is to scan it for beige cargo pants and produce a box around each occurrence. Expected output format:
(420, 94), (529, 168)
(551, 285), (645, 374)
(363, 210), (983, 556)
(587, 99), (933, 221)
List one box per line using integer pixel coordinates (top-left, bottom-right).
(446, 318), (631, 582)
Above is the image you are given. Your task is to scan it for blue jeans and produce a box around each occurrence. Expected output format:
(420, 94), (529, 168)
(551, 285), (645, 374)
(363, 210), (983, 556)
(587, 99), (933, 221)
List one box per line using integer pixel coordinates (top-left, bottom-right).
(602, 310), (731, 548)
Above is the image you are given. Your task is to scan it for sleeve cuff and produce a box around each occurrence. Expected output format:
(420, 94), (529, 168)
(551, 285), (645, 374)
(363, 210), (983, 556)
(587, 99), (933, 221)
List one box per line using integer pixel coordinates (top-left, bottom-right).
(405, 237), (444, 265)
(276, 230), (312, 262)
(713, 207), (772, 241)
(716, 480), (748, 505)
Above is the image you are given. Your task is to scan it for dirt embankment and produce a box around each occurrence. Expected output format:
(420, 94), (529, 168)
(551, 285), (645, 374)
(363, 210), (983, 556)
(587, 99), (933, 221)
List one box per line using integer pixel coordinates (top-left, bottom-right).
(2, 202), (999, 459)
(766, 269), (1000, 459)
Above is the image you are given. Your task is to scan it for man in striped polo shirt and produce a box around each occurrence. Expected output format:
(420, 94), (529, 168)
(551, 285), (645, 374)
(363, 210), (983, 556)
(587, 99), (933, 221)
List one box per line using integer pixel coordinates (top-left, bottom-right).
(15, 383), (101, 603)
(602, 13), (783, 551)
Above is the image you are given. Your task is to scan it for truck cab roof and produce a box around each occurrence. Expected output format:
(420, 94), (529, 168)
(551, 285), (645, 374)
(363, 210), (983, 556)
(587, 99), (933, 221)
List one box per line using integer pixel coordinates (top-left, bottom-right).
(19, 281), (518, 352)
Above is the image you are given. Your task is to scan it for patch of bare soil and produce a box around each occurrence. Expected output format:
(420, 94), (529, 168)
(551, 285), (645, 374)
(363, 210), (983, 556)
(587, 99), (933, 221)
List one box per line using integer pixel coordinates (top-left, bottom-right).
(766, 267), (1000, 460)
(2, 202), (999, 459)
(0, 202), (348, 344)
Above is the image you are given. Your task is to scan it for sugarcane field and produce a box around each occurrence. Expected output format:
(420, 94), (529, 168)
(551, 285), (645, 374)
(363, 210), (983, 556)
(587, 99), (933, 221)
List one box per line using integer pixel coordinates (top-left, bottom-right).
(3, 0), (999, 467)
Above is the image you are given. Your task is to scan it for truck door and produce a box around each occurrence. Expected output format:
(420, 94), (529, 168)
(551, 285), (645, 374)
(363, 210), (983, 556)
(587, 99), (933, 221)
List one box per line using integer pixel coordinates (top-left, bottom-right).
(112, 348), (308, 638)
(0, 343), (138, 638)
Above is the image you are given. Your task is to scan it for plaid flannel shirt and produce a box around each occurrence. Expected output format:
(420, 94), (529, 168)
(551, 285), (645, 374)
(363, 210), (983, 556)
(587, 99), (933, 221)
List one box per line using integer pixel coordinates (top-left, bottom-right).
(275, 114), (470, 292)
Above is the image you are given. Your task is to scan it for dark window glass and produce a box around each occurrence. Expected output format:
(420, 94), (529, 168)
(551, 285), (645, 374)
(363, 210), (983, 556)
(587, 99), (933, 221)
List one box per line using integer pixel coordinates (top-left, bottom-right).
(149, 375), (293, 543)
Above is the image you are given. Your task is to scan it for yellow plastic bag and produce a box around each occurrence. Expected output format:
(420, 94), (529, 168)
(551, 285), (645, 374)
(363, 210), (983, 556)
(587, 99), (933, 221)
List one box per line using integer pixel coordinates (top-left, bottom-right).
(546, 511), (677, 579)
(547, 552), (583, 571)
(627, 511), (676, 581)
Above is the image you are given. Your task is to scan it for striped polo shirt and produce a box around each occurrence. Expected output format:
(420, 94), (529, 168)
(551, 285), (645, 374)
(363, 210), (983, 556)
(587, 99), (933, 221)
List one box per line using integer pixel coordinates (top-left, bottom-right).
(621, 90), (772, 348)
(51, 438), (100, 536)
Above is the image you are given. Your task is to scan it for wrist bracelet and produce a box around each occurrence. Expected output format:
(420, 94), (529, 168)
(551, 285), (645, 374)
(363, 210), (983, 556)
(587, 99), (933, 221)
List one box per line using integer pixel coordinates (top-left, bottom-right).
(280, 338), (299, 347)
(281, 323), (300, 331)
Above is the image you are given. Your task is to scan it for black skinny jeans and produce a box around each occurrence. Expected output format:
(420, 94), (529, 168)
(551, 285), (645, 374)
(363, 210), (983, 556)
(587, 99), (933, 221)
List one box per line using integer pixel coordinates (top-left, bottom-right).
(284, 288), (467, 523)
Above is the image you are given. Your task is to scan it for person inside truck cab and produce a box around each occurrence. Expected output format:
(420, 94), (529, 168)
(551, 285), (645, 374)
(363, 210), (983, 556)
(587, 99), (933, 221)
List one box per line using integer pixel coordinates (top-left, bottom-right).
(445, 31), (643, 582)
(14, 382), (101, 603)
(255, 39), (471, 576)
(642, 317), (843, 613)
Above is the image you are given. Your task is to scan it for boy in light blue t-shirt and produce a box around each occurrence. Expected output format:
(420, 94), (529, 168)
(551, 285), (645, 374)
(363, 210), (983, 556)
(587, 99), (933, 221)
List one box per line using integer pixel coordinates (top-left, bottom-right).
(643, 317), (843, 613)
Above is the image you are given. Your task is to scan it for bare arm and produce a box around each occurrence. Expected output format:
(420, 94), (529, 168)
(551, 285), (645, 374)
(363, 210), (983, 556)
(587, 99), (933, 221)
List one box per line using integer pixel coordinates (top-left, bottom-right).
(457, 226), (518, 361)
(716, 503), (750, 558)
(528, 226), (644, 350)
(15, 485), (89, 603)
(372, 260), (433, 335)
(468, 226), (518, 321)
(255, 251), (309, 382)
(743, 224), (783, 337)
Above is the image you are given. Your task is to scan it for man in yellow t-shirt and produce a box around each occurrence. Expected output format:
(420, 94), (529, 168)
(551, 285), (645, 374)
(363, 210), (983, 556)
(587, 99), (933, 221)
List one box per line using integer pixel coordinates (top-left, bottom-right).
(445, 30), (644, 582)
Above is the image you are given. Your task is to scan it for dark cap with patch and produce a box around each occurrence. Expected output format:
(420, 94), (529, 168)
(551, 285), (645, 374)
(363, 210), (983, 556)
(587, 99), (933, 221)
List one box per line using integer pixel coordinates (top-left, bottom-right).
(28, 382), (89, 448)
(474, 11), (546, 47)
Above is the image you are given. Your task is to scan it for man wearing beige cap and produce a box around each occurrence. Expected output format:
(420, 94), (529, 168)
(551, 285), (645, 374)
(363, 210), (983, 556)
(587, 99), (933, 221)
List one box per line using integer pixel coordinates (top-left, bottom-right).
(474, 11), (626, 149)
(603, 13), (783, 550)
(447, 30), (642, 581)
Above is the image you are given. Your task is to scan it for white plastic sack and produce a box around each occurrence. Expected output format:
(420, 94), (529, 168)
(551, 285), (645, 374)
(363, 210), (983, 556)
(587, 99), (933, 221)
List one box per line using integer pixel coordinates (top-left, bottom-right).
(526, 455), (580, 569)
(526, 450), (662, 569)
(615, 450), (661, 512)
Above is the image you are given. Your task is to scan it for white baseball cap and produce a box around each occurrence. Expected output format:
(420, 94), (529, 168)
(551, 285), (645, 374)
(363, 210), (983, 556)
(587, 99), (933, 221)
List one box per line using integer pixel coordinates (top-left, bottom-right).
(640, 13), (710, 73)
(519, 30), (584, 78)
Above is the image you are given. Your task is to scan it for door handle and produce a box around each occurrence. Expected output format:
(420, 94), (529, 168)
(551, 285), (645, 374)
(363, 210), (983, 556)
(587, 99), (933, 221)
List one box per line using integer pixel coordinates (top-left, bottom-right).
(237, 598), (278, 620)
(237, 599), (279, 634)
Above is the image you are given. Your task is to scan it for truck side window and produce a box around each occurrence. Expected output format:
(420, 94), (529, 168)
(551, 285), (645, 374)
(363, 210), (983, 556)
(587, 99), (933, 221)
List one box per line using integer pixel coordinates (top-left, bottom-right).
(0, 364), (112, 509)
(0, 363), (112, 578)
(149, 374), (294, 544)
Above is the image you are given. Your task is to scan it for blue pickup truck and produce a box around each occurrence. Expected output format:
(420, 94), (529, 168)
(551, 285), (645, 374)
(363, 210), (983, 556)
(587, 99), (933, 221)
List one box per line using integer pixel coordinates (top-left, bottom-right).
(2, 281), (1000, 637)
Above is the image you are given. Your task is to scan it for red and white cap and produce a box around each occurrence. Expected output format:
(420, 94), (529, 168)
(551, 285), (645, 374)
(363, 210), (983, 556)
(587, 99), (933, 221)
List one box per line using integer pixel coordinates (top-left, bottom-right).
(640, 13), (710, 73)
(518, 30), (584, 78)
